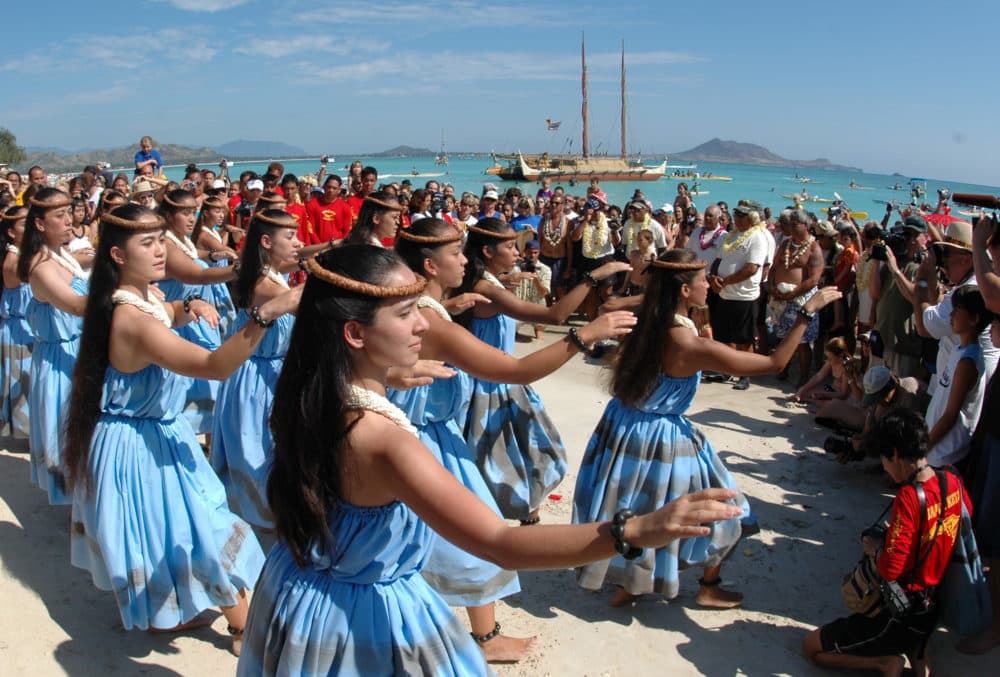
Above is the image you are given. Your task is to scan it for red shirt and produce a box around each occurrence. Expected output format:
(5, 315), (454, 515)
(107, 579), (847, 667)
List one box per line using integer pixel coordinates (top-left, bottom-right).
(347, 195), (365, 224)
(285, 203), (313, 244)
(879, 471), (971, 591)
(305, 196), (352, 244)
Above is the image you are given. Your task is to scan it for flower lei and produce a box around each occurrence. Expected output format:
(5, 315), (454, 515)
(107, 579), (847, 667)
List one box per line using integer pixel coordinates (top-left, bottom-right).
(721, 224), (765, 253)
(782, 235), (815, 269)
(582, 213), (610, 259)
(164, 230), (199, 260)
(263, 267), (289, 289)
(699, 225), (725, 250)
(43, 245), (85, 277)
(624, 213), (652, 252)
(540, 212), (566, 247)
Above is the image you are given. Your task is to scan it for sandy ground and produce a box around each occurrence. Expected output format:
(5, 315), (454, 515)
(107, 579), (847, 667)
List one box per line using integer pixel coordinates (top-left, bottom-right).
(0, 327), (995, 676)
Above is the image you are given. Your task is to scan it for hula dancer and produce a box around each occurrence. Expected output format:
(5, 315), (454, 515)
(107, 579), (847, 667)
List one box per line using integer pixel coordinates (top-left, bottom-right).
(0, 206), (33, 440)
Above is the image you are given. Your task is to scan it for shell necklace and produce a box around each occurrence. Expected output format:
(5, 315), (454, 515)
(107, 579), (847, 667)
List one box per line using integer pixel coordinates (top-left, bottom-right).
(164, 230), (199, 260)
(581, 213), (609, 259)
(43, 245), (85, 277)
(6, 244), (20, 256)
(202, 226), (224, 244)
(417, 295), (451, 321)
(540, 212), (566, 247)
(721, 224), (764, 253)
(782, 235), (815, 269)
(482, 270), (505, 289)
(674, 313), (698, 335)
(345, 385), (418, 437)
(111, 288), (171, 327)
(263, 267), (289, 289)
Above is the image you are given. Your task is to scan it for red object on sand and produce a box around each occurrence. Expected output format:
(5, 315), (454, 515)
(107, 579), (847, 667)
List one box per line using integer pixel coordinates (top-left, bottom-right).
(548, 494), (562, 501)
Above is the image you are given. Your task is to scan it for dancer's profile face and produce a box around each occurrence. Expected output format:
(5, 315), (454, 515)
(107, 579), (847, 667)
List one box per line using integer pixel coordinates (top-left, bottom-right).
(118, 229), (167, 281)
(265, 227), (302, 265)
(363, 267), (429, 370)
(430, 241), (466, 289)
(686, 270), (709, 307)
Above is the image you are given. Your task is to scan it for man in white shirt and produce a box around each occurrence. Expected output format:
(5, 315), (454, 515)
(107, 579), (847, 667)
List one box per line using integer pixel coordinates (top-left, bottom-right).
(709, 200), (769, 390)
(686, 204), (726, 265)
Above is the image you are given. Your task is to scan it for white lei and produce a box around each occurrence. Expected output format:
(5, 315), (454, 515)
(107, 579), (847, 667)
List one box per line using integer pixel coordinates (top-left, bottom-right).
(674, 313), (698, 335)
(202, 226), (224, 244)
(44, 245), (85, 277)
(482, 270), (505, 289)
(264, 267), (289, 289)
(540, 212), (566, 247)
(6, 244), (19, 256)
(417, 295), (451, 321)
(164, 230), (199, 260)
(782, 235), (815, 269)
(581, 213), (610, 259)
(721, 224), (765, 253)
(111, 289), (171, 328)
(345, 385), (418, 437)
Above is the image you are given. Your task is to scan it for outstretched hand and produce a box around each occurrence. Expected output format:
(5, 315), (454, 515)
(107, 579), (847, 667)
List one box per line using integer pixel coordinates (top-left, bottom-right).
(387, 360), (456, 390)
(443, 293), (490, 315)
(802, 286), (842, 314)
(591, 260), (631, 281)
(630, 488), (743, 548)
(578, 310), (637, 344)
(187, 299), (220, 329)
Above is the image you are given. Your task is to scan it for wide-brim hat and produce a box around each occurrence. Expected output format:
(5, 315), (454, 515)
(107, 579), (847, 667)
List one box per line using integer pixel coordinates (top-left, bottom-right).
(933, 221), (974, 253)
(130, 180), (155, 197)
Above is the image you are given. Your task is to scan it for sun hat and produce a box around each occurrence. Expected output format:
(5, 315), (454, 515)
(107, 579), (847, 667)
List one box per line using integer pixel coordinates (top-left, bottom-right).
(130, 180), (155, 197)
(813, 220), (837, 238)
(627, 200), (648, 211)
(862, 366), (894, 407)
(933, 221), (974, 253)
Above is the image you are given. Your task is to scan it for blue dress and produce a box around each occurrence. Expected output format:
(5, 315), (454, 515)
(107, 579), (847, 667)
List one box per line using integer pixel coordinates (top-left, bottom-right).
(211, 310), (294, 529)
(0, 281), (33, 439)
(159, 261), (226, 434)
(237, 501), (489, 676)
(573, 373), (749, 598)
(70, 361), (265, 631)
(27, 275), (87, 504)
(464, 312), (567, 521)
(390, 370), (521, 607)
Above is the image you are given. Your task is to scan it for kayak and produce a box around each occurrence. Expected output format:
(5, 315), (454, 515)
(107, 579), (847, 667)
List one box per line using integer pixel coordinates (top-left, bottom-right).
(821, 208), (869, 219)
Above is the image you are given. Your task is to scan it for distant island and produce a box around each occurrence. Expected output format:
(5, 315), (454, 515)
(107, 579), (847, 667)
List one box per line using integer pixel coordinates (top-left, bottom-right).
(367, 145), (436, 158)
(671, 138), (863, 173)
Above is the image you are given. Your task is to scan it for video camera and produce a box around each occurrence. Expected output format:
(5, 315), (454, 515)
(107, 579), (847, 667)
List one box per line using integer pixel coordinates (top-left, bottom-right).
(870, 226), (910, 262)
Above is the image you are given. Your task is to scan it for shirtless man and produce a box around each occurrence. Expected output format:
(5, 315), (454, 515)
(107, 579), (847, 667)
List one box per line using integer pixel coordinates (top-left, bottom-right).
(537, 194), (572, 301)
(768, 208), (824, 385)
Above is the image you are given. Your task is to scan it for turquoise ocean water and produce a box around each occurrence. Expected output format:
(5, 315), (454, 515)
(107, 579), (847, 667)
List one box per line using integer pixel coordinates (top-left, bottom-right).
(162, 156), (999, 220)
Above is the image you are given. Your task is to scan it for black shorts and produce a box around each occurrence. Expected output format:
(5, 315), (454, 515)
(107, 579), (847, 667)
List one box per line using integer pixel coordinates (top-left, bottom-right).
(539, 255), (568, 290)
(710, 297), (757, 345)
(820, 608), (937, 660)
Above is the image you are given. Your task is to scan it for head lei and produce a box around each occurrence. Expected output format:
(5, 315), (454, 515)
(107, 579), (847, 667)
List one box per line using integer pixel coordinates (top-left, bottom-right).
(257, 192), (286, 207)
(29, 192), (73, 210)
(304, 257), (426, 297)
(1, 207), (29, 222)
(466, 224), (518, 241)
(161, 192), (196, 209)
(651, 258), (707, 271)
(254, 211), (299, 229)
(396, 225), (464, 245)
(202, 196), (227, 211)
(363, 195), (405, 212)
(101, 211), (167, 231)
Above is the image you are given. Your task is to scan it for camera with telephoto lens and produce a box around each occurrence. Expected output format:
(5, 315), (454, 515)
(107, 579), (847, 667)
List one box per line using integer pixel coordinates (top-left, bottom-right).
(870, 227), (909, 262)
(937, 188), (950, 201)
(431, 192), (444, 213)
(320, 155), (329, 165)
(828, 205), (843, 219)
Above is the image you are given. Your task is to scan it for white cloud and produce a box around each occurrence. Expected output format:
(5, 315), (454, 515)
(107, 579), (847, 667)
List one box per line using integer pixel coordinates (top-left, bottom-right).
(235, 35), (383, 58)
(162, 0), (250, 12)
(301, 0), (561, 29)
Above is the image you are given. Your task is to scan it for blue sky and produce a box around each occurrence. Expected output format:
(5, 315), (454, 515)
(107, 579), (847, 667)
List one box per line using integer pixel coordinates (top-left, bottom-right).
(3, 0), (998, 186)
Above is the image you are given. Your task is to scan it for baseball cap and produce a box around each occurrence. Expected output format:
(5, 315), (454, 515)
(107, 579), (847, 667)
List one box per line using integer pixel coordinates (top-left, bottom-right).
(482, 189), (499, 200)
(246, 179), (264, 192)
(734, 200), (763, 217)
(901, 215), (927, 234)
(862, 366), (894, 406)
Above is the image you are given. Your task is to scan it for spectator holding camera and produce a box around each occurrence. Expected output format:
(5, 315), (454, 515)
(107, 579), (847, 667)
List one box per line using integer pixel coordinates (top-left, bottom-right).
(874, 218), (927, 380)
(803, 409), (971, 676)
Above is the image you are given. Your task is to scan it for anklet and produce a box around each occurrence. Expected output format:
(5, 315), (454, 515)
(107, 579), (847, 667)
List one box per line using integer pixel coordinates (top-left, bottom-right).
(471, 622), (501, 643)
(698, 577), (722, 587)
(227, 624), (245, 637)
(519, 516), (541, 526)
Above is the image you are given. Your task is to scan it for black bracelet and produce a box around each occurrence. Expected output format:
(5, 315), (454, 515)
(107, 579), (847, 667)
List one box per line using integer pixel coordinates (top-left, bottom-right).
(567, 327), (592, 355)
(796, 307), (816, 323)
(582, 271), (600, 288)
(611, 509), (643, 560)
(328, 237), (336, 250)
(208, 249), (217, 262)
(297, 258), (308, 271)
(232, 258), (241, 273)
(249, 305), (274, 328)
(183, 293), (202, 314)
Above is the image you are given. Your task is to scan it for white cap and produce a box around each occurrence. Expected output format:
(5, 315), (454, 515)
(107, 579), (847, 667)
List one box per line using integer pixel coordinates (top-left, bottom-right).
(246, 179), (264, 191)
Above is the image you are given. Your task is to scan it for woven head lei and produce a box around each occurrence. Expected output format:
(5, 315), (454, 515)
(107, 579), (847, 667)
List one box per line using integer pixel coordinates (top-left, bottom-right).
(304, 257), (426, 297)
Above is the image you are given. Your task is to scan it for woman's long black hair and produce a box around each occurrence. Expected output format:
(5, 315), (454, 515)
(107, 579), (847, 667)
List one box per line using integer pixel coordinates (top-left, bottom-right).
(393, 217), (454, 275)
(453, 216), (511, 328)
(65, 204), (163, 490)
(611, 248), (703, 407)
(233, 209), (294, 309)
(268, 245), (409, 566)
(17, 187), (68, 283)
(1, 206), (28, 300)
(344, 190), (399, 246)
(156, 188), (196, 225)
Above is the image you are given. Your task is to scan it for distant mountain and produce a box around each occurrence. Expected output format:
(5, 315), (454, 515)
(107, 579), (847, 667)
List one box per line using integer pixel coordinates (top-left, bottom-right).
(672, 138), (862, 173)
(18, 142), (220, 173)
(215, 139), (308, 158)
(368, 145), (436, 158)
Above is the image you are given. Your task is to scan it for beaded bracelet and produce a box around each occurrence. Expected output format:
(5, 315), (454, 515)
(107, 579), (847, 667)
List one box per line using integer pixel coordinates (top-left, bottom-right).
(611, 509), (643, 560)
(249, 305), (274, 328)
(796, 307), (816, 323)
(567, 327), (592, 356)
(183, 293), (202, 314)
(582, 271), (600, 288)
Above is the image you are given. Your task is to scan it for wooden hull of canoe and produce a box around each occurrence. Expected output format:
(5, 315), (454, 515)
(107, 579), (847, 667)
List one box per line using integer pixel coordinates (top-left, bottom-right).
(497, 169), (664, 182)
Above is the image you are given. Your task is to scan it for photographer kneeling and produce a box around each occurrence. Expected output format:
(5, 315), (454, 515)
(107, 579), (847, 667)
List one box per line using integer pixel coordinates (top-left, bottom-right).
(803, 409), (971, 677)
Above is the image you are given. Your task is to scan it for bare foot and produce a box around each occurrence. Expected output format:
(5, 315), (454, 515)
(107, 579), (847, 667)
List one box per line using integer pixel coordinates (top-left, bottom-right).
(479, 634), (536, 663)
(610, 587), (638, 607)
(231, 632), (243, 658)
(876, 654), (905, 677)
(696, 581), (744, 609)
(147, 611), (215, 634)
(956, 627), (1000, 655)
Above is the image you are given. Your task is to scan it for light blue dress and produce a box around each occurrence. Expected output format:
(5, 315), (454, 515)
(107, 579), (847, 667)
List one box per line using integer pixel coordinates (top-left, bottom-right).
(237, 501), (489, 676)
(211, 310), (294, 529)
(464, 312), (567, 521)
(0, 280), (33, 439)
(27, 275), (86, 504)
(390, 370), (521, 606)
(158, 257), (227, 434)
(70, 361), (265, 631)
(573, 373), (749, 598)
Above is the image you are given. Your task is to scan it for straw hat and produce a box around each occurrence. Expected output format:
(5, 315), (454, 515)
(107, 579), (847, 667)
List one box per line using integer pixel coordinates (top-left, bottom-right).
(934, 221), (973, 253)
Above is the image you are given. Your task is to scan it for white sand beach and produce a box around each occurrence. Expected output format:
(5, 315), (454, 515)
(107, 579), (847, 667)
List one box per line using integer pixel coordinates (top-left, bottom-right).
(0, 327), (993, 676)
